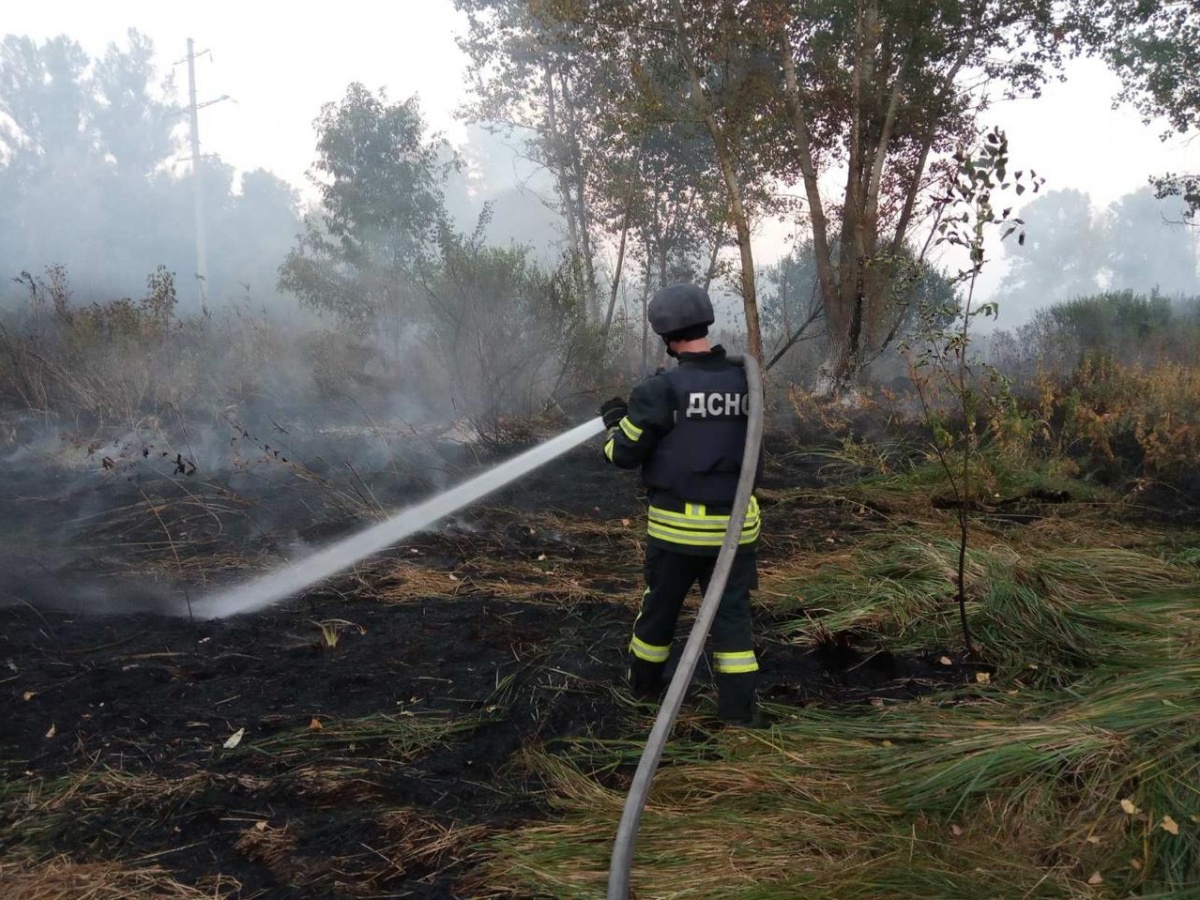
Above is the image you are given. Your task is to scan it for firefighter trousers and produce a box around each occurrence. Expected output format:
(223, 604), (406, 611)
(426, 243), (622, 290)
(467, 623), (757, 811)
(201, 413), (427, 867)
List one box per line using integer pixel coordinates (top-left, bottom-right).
(628, 543), (758, 722)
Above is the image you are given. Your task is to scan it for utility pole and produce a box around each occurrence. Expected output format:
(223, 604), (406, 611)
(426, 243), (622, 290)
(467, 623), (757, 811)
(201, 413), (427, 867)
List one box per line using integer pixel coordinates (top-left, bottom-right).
(186, 39), (207, 311)
(181, 40), (229, 311)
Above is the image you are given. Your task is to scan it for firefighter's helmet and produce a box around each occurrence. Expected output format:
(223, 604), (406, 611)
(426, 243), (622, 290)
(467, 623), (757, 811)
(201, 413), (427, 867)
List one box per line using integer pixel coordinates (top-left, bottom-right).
(648, 282), (715, 337)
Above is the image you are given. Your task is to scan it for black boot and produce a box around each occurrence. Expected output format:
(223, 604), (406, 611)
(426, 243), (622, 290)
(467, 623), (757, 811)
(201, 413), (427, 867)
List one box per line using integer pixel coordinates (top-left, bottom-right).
(627, 657), (664, 700)
(716, 672), (761, 726)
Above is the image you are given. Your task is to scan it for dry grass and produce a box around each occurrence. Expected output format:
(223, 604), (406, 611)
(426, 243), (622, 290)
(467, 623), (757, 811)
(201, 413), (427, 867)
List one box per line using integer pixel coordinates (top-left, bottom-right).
(281, 764), (381, 805)
(0, 855), (240, 900)
(234, 821), (299, 872)
(377, 807), (490, 874)
(486, 660), (1199, 898)
(481, 487), (1200, 900)
(375, 552), (639, 606)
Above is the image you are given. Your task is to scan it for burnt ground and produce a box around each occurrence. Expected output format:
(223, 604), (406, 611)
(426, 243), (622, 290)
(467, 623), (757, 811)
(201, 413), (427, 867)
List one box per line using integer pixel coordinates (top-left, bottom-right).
(1, 431), (979, 898)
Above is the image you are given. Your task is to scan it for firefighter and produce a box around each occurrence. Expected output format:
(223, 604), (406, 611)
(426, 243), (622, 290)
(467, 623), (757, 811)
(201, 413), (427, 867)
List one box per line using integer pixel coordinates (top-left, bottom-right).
(599, 281), (763, 726)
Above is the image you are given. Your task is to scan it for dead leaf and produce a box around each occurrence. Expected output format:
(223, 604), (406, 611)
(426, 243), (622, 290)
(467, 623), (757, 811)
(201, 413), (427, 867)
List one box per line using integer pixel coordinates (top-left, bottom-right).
(309, 718), (323, 731)
(975, 671), (991, 684)
(620, 518), (632, 527)
(1131, 859), (1143, 871)
(45, 724), (56, 739)
(1085, 835), (1101, 845)
(537, 554), (547, 561)
(1161, 816), (1179, 836)
(255, 820), (268, 832)
(449, 573), (459, 582)
(1121, 798), (1140, 815)
(22, 691), (35, 701)
(881, 740), (894, 748)
(939, 656), (953, 666)
(1088, 872), (1103, 885)
(825, 537), (836, 544)
(223, 727), (245, 749)
(951, 824), (964, 837)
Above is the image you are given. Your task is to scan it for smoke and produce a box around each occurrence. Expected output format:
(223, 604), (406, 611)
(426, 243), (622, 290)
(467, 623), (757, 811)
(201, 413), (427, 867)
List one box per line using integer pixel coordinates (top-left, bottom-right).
(992, 187), (1200, 328)
(0, 35), (306, 316)
(0, 31), (614, 620)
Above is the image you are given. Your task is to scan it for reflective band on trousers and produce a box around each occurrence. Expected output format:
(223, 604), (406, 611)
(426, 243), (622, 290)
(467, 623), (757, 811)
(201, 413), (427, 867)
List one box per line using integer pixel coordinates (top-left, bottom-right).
(647, 495), (760, 547)
(714, 650), (759, 674)
(604, 434), (616, 462)
(619, 416), (643, 442)
(630, 634), (670, 663)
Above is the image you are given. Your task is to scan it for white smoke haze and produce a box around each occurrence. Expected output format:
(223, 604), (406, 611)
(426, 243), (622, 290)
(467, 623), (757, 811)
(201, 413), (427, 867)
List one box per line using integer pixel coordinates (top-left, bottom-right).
(2, 12), (1198, 617)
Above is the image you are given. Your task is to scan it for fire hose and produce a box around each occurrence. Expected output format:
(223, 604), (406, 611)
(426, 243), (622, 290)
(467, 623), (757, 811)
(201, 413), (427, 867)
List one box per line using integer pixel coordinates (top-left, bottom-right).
(606, 353), (764, 899)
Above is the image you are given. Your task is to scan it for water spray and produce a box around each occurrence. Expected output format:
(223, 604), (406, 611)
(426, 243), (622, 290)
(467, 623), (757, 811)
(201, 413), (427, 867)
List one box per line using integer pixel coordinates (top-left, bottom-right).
(192, 417), (605, 619)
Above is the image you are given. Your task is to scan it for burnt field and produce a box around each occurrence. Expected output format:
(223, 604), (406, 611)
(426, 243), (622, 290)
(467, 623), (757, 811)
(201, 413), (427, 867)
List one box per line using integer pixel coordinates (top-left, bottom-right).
(0, 428), (984, 899)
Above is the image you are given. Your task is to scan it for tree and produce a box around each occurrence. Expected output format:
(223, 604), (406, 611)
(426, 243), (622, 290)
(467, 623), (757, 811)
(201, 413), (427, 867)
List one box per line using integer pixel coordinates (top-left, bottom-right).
(455, 1), (1080, 393)
(0, 31), (179, 298)
(761, 239), (957, 372)
(1083, 1), (1200, 222)
(454, 0), (601, 312)
(0, 34), (94, 162)
(996, 187), (1199, 323)
(903, 128), (1029, 655)
(0, 31), (299, 310)
(278, 84), (450, 340)
(997, 189), (1105, 316)
(1104, 187), (1200, 295)
(770, 0), (1076, 395)
(212, 169), (302, 302)
(90, 29), (179, 179)
(418, 220), (596, 433)
(456, 0), (786, 368)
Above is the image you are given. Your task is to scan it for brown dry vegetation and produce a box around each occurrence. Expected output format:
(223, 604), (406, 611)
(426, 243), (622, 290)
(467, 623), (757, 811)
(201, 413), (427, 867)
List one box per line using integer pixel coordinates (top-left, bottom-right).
(1, 292), (1198, 897)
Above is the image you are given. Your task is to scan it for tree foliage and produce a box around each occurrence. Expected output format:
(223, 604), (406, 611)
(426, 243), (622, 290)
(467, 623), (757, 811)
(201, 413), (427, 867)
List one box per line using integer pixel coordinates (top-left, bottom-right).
(0, 31), (299, 309)
(999, 186), (1200, 317)
(454, 0), (1085, 393)
(1083, 1), (1200, 221)
(278, 84), (450, 336)
(419, 221), (599, 434)
(453, 0), (603, 311)
(998, 189), (1105, 311)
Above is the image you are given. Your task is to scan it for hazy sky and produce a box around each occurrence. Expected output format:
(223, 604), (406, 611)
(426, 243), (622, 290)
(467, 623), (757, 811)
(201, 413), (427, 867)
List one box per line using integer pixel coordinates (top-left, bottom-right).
(5, 1), (1198, 316)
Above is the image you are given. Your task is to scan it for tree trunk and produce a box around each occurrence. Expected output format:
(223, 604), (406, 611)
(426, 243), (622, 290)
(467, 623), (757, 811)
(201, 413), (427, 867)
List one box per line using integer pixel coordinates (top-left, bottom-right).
(603, 144), (643, 340)
(702, 221), (723, 292)
(779, 28), (838, 316)
(640, 248), (652, 376)
(559, 69), (598, 316)
(672, 0), (762, 366)
(543, 66), (585, 301)
(890, 45), (971, 259)
(604, 206), (632, 339)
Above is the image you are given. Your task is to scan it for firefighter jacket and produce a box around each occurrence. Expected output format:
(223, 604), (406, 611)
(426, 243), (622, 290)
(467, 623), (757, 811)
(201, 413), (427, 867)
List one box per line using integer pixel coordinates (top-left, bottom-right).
(603, 346), (762, 556)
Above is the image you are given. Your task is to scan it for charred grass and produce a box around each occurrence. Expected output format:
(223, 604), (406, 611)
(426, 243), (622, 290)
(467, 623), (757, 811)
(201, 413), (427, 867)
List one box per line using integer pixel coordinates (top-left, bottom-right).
(1, 430), (1197, 897)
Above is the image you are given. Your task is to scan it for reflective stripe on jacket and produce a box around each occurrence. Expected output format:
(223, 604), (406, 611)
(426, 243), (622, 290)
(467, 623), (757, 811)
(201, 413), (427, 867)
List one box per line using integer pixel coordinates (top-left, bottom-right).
(647, 495), (760, 549)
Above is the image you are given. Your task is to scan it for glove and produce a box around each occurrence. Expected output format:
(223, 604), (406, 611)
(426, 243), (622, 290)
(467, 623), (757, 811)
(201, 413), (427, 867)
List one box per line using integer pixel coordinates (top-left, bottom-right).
(600, 396), (627, 430)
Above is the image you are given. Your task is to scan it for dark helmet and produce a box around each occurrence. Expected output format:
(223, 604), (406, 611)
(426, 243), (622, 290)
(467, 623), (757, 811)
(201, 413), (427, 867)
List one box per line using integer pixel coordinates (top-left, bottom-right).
(648, 282), (715, 338)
